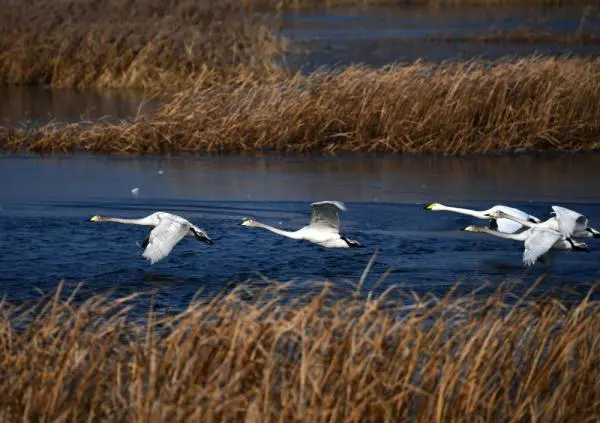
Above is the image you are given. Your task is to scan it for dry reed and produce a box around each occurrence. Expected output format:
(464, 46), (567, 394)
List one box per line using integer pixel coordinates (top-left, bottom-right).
(3, 57), (600, 155)
(0, 0), (285, 89)
(2, 0), (598, 90)
(0, 280), (599, 422)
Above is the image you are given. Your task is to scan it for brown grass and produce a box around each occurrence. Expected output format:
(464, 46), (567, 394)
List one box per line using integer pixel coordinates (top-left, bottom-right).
(0, 280), (599, 422)
(0, 0), (285, 90)
(3, 57), (600, 155)
(2, 0), (598, 90)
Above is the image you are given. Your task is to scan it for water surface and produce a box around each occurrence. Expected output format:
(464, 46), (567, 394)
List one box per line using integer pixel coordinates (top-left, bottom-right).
(282, 5), (600, 71)
(0, 85), (158, 128)
(2, 155), (600, 310)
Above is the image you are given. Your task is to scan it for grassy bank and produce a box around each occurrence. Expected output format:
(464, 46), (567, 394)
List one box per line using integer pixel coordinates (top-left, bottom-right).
(0, 281), (599, 421)
(3, 57), (600, 155)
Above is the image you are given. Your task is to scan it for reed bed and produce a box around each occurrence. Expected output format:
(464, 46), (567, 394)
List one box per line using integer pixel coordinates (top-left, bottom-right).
(2, 0), (598, 89)
(0, 280), (599, 422)
(0, 0), (285, 89)
(4, 57), (600, 155)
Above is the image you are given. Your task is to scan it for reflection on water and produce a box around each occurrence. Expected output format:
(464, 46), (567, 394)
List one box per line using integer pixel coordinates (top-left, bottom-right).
(282, 5), (600, 70)
(0, 85), (158, 128)
(1, 155), (600, 310)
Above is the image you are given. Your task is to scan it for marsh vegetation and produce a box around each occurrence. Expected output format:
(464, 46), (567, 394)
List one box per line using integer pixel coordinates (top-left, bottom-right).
(1, 281), (599, 422)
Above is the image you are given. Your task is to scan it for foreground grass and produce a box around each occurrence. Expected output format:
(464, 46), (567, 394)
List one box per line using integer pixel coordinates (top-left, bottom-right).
(0, 281), (599, 421)
(3, 57), (600, 155)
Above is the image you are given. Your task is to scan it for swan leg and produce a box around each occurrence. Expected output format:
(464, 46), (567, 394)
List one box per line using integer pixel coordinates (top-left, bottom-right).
(539, 252), (553, 265)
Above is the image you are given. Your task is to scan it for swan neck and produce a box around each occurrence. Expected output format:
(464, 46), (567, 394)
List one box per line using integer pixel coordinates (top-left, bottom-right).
(477, 227), (528, 241)
(255, 222), (302, 239)
(104, 217), (154, 226)
(437, 205), (486, 219)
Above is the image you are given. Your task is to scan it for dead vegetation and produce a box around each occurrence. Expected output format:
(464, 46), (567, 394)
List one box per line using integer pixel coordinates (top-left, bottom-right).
(0, 0), (285, 90)
(3, 57), (600, 155)
(2, 1), (600, 155)
(0, 280), (599, 422)
(1, 0), (597, 89)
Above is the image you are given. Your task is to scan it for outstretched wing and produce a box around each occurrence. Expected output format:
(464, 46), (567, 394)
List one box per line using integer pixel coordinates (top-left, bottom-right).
(552, 205), (588, 238)
(309, 201), (346, 232)
(142, 218), (188, 264)
(522, 228), (562, 267)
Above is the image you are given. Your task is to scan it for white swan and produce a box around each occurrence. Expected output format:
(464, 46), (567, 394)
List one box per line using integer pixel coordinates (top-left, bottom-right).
(464, 225), (589, 266)
(487, 206), (600, 239)
(88, 212), (212, 264)
(426, 202), (540, 234)
(241, 201), (362, 248)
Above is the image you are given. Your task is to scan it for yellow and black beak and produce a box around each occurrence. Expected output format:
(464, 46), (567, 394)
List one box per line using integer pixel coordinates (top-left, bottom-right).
(424, 203), (435, 211)
(87, 215), (100, 222)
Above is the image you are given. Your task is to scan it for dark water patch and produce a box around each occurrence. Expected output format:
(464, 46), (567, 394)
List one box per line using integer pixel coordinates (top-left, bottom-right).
(281, 5), (600, 70)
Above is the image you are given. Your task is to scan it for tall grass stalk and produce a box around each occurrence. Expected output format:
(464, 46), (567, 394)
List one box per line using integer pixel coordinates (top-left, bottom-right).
(0, 280), (599, 421)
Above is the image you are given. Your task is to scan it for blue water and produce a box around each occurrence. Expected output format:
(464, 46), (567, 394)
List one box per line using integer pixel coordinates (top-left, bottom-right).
(282, 5), (600, 71)
(2, 155), (600, 310)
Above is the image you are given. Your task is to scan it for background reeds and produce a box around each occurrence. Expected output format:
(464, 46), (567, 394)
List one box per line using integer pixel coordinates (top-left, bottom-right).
(0, 0), (285, 89)
(3, 57), (600, 155)
(0, 281), (599, 422)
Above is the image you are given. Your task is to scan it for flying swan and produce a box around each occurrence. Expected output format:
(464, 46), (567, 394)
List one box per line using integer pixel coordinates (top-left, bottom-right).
(425, 202), (540, 233)
(463, 225), (589, 266)
(241, 201), (362, 248)
(486, 205), (600, 239)
(88, 212), (212, 264)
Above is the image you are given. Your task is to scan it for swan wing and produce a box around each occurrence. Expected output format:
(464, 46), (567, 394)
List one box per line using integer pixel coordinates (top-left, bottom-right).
(488, 205), (541, 225)
(492, 218), (526, 234)
(142, 217), (188, 264)
(552, 206), (588, 238)
(309, 201), (346, 231)
(522, 228), (562, 267)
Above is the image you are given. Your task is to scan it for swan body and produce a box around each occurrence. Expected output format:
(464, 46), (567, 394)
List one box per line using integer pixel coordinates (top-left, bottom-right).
(88, 212), (212, 264)
(425, 203), (540, 234)
(464, 225), (589, 267)
(487, 206), (600, 239)
(241, 201), (361, 248)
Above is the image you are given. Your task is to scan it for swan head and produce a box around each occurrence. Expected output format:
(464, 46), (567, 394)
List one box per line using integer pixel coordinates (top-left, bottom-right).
(241, 219), (258, 227)
(425, 203), (443, 211)
(88, 215), (105, 222)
